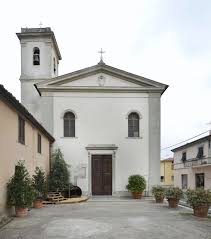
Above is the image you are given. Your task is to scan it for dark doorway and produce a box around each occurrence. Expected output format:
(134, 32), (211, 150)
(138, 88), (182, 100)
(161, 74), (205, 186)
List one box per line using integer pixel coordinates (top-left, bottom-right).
(91, 155), (112, 195)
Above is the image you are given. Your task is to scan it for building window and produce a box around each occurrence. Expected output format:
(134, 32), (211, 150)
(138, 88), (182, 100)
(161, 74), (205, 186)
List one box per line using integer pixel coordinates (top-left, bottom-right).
(18, 116), (25, 144)
(171, 175), (174, 181)
(181, 152), (187, 162)
(64, 112), (75, 137)
(38, 133), (41, 154)
(128, 112), (139, 137)
(53, 57), (56, 74)
(33, 47), (40, 65)
(196, 146), (204, 159)
(195, 173), (204, 188)
(181, 174), (188, 189)
(160, 176), (164, 182)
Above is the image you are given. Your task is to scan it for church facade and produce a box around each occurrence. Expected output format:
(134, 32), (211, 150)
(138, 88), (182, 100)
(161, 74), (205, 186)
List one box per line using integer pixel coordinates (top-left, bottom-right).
(17, 27), (168, 195)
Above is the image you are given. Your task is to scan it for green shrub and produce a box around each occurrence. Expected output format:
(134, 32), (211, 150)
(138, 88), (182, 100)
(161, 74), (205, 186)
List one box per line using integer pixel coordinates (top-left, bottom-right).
(48, 148), (70, 191)
(126, 175), (146, 193)
(32, 167), (47, 199)
(186, 188), (211, 207)
(7, 161), (35, 207)
(152, 186), (165, 199)
(165, 187), (183, 200)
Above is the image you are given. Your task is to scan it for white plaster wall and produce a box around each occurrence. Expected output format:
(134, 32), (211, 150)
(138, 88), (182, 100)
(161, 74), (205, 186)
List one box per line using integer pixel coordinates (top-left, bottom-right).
(19, 36), (58, 126)
(21, 79), (42, 122)
(148, 94), (161, 190)
(173, 139), (211, 189)
(174, 141), (209, 168)
(62, 74), (142, 87)
(20, 39), (52, 79)
(174, 167), (211, 190)
(50, 91), (152, 195)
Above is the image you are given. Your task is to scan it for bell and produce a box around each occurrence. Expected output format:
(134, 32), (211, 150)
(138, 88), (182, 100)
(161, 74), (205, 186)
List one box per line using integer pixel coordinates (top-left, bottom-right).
(33, 54), (40, 65)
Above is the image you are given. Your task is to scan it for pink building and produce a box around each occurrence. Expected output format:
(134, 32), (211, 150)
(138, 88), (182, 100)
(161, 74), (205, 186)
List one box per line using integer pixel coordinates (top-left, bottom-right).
(0, 85), (54, 215)
(172, 134), (211, 190)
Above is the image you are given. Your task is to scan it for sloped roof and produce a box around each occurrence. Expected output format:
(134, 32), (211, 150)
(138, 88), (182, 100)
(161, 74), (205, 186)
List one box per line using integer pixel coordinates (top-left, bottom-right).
(0, 84), (54, 143)
(171, 135), (211, 152)
(35, 62), (168, 95)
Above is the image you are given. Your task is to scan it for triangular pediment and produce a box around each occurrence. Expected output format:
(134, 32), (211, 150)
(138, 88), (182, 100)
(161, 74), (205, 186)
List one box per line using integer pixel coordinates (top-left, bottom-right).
(36, 63), (168, 94)
(59, 73), (143, 88)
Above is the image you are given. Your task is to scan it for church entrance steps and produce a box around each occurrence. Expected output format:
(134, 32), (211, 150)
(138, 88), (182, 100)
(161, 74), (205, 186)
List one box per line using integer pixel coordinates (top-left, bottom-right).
(43, 196), (89, 205)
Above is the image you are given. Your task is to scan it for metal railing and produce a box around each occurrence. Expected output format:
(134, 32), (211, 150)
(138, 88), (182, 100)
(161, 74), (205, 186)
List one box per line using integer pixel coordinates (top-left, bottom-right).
(173, 157), (211, 170)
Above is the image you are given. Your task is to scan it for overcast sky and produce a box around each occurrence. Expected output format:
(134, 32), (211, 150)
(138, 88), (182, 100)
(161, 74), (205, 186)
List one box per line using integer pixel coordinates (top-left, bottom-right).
(1, 0), (211, 158)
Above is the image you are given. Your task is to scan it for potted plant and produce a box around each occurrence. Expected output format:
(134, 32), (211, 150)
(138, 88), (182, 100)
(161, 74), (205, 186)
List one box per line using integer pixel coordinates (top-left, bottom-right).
(32, 167), (47, 208)
(126, 174), (146, 199)
(7, 161), (35, 217)
(152, 186), (165, 203)
(186, 188), (211, 217)
(165, 187), (183, 208)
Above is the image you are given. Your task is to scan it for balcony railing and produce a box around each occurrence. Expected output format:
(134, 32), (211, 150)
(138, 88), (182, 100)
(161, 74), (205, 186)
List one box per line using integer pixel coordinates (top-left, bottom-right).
(173, 157), (211, 170)
(184, 157), (211, 167)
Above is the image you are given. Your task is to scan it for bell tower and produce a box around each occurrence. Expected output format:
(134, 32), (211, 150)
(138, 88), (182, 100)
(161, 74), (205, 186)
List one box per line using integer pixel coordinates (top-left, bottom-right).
(16, 27), (61, 124)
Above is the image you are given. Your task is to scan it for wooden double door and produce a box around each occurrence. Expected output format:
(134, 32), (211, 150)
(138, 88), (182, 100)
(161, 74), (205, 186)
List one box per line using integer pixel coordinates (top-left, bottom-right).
(91, 155), (112, 195)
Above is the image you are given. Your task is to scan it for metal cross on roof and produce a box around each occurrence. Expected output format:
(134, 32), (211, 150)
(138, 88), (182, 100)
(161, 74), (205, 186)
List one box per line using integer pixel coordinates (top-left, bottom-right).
(39, 22), (43, 28)
(98, 48), (106, 62)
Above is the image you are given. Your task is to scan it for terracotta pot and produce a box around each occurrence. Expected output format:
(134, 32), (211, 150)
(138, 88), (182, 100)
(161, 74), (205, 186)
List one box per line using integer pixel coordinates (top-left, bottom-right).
(167, 198), (179, 208)
(193, 205), (209, 218)
(132, 192), (142, 199)
(33, 199), (43, 208)
(15, 207), (28, 217)
(155, 197), (164, 203)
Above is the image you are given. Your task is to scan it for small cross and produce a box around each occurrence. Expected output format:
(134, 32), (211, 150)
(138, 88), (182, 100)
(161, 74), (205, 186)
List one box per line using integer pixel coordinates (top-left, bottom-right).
(98, 48), (106, 62)
(39, 22), (43, 28)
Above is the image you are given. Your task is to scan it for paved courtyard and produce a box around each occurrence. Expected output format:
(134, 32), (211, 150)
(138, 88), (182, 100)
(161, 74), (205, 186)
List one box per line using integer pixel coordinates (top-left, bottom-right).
(0, 198), (211, 239)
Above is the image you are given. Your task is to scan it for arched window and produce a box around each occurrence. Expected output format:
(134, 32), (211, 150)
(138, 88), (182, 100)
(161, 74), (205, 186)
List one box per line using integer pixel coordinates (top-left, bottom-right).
(64, 112), (75, 137)
(33, 47), (40, 65)
(128, 112), (139, 137)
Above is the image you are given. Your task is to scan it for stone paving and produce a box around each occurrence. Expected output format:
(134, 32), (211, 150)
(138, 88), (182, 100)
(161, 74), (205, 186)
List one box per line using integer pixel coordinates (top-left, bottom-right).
(0, 198), (211, 239)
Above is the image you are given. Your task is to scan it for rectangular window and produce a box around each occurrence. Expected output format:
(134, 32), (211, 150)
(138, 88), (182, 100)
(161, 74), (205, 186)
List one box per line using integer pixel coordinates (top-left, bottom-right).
(197, 147), (204, 159)
(18, 116), (25, 144)
(195, 173), (204, 188)
(160, 176), (164, 182)
(38, 133), (41, 154)
(181, 152), (187, 162)
(171, 175), (174, 181)
(181, 174), (188, 189)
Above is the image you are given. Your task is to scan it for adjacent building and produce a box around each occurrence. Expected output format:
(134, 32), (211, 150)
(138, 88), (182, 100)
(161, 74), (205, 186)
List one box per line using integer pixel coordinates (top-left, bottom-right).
(16, 27), (168, 196)
(172, 133), (211, 190)
(0, 85), (54, 214)
(160, 158), (174, 186)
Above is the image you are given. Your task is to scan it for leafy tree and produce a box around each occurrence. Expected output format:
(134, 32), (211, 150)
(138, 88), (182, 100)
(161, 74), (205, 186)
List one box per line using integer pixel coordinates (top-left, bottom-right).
(48, 148), (70, 191)
(7, 161), (35, 207)
(32, 167), (47, 199)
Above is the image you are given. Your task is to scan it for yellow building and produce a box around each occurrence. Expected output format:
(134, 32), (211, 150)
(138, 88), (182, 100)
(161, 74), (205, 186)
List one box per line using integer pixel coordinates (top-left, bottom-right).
(160, 158), (174, 186)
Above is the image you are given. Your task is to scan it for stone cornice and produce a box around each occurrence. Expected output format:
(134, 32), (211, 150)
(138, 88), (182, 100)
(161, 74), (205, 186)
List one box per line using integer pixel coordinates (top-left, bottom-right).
(17, 30), (62, 60)
(86, 144), (118, 150)
(37, 86), (164, 94)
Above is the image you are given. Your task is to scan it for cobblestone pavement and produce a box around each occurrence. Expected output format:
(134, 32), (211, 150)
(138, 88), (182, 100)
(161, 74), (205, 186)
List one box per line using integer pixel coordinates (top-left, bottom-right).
(0, 198), (211, 239)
